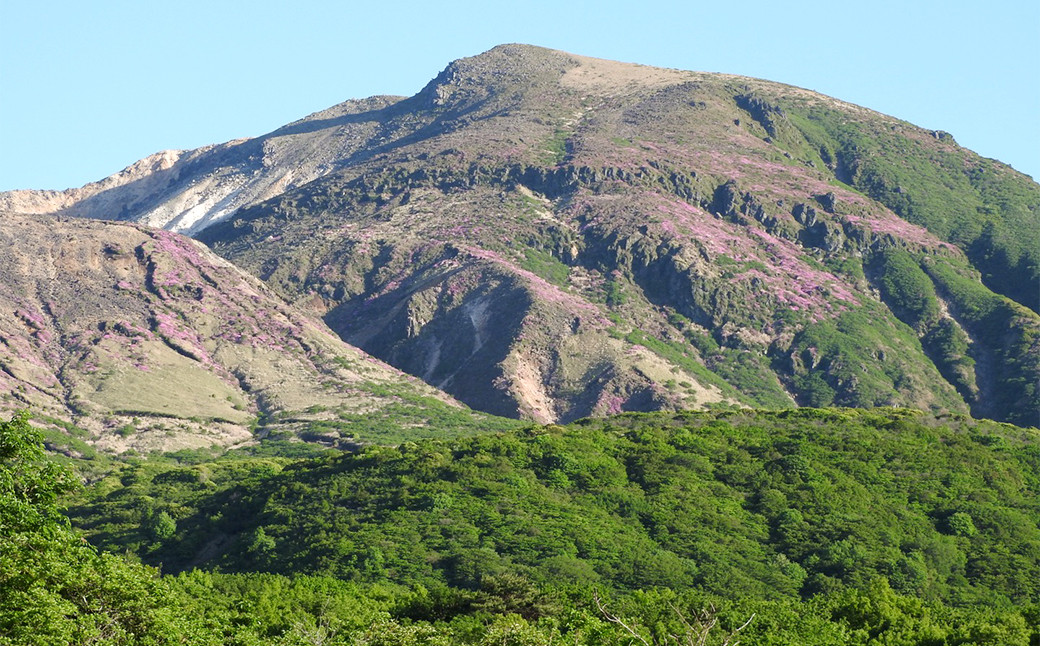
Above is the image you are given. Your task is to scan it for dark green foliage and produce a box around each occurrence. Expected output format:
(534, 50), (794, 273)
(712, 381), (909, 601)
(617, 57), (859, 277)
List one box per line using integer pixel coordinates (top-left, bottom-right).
(0, 411), (79, 535)
(945, 511), (978, 538)
(604, 274), (628, 307)
(71, 409), (1040, 609)
(784, 307), (966, 412)
(316, 387), (523, 445)
(10, 407), (1038, 644)
(164, 571), (394, 643)
(795, 371), (836, 407)
(705, 349), (794, 409)
(862, 247), (1038, 426)
(872, 248), (941, 330)
(68, 456), (292, 563)
(144, 509), (176, 542)
(921, 317), (977, 400)
(0, 413), (188, 645)
(871, 249), (979, 404)
(159, 572), (1040, 645)
(519, 247), (571, 286)
(923, 258), (1040, 426)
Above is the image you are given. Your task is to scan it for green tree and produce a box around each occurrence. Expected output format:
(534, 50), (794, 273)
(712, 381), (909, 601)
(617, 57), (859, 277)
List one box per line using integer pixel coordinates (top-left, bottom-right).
(0, 412), (191, 645)
(145, 510), (177, 542)
(0, 411), (78, 534)
(946, 511), (978, 537)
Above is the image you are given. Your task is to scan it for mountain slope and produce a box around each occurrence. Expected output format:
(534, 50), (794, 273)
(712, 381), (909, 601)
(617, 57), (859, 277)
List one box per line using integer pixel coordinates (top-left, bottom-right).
(5, 45), (1037, 425)
(0, 215), (506, 453)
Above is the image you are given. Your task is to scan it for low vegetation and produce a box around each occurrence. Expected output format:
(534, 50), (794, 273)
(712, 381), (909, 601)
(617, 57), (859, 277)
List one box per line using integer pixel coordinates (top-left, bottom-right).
(5, 408), (1031, 643)
(783, 100), (1039, 313)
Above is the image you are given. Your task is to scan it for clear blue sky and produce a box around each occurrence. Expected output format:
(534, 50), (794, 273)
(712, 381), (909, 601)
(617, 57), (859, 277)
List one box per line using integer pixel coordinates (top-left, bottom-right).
(2, 0), (1037, 192)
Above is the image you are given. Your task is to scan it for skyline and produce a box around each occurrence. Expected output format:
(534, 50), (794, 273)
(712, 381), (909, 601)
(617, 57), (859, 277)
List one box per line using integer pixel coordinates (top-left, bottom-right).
(1, 0), (1037, 192)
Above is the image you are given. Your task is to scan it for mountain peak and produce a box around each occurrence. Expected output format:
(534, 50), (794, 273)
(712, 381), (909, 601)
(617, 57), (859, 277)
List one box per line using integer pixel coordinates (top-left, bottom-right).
(415, 43), (577, 109)
(423, 43), (703, 103)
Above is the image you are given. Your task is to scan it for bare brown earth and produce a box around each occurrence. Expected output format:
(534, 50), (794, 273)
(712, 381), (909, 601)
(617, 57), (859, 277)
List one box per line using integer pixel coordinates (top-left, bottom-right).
(0, 215), (474, 453)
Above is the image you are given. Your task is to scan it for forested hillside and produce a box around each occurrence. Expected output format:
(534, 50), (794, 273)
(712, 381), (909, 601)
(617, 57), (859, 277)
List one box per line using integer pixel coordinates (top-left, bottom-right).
(23, 408), (1033, 644)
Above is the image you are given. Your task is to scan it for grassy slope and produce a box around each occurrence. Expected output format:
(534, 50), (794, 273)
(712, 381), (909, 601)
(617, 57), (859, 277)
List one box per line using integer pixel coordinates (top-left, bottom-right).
(0, 216), (514, 454)
(778, 97), (1039, 313)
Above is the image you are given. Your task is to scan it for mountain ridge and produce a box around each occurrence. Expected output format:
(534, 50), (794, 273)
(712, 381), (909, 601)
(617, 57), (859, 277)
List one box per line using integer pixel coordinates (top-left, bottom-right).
(0, 94), (408, 234)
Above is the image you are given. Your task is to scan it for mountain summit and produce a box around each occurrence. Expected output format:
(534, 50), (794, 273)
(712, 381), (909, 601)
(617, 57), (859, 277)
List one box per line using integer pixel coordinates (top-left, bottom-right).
(3, 45), (1037, 425)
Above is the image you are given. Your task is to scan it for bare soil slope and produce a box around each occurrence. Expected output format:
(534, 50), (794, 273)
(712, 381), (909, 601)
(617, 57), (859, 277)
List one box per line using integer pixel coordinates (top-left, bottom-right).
(0, 215), (485, 453)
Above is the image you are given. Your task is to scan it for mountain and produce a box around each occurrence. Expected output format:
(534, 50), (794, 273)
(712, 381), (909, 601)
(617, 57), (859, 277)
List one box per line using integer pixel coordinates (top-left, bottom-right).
(4, 45), (1037, 425)
(0, 215), (507, 454)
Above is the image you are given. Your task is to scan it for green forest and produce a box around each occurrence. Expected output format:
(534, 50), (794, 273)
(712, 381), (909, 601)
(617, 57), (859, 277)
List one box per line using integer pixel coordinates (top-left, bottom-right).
(3, 408), (1039, 644)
